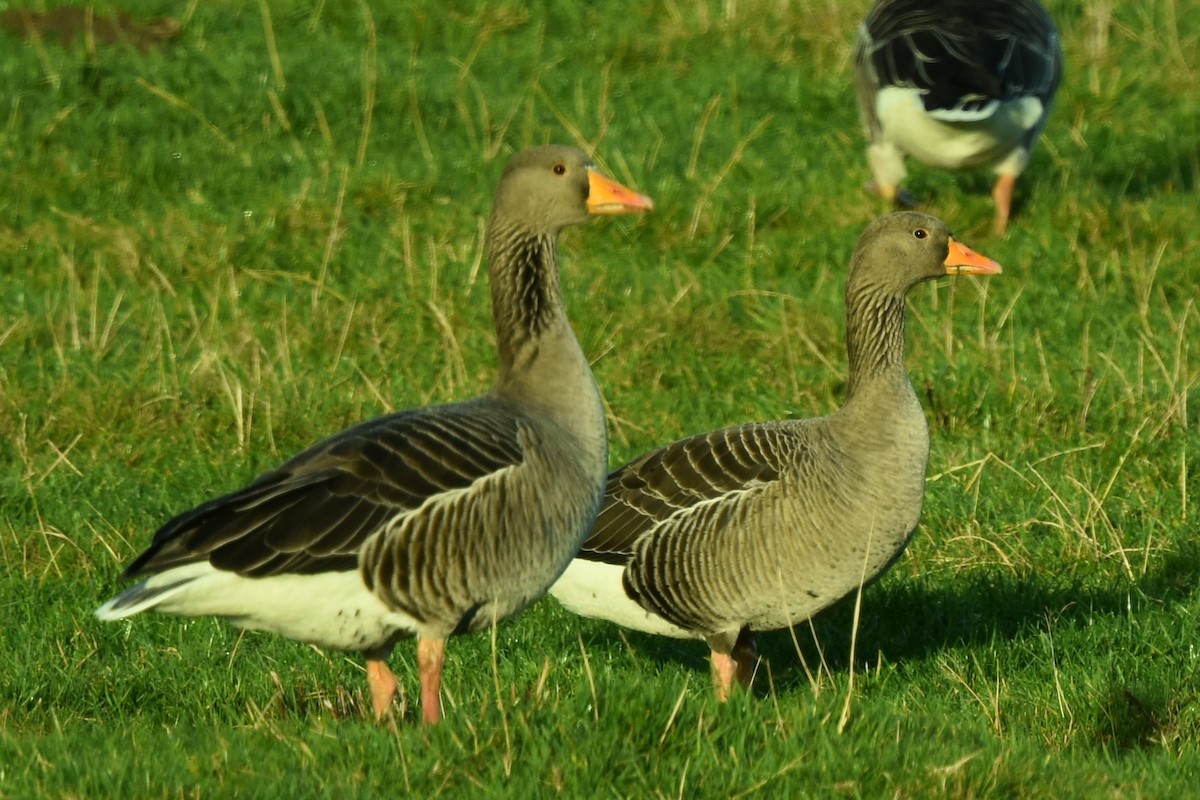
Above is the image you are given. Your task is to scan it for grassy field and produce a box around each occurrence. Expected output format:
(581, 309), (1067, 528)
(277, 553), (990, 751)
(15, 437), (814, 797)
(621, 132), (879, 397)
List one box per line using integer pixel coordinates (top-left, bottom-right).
(1, 0), (1198, 796)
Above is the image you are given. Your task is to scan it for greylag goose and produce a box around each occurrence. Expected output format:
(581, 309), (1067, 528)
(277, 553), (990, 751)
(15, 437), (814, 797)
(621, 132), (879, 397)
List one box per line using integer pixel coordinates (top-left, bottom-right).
(550, 212), (1000, 699)
(853, 0), (1063, 234)
(96, 145), (653, 724)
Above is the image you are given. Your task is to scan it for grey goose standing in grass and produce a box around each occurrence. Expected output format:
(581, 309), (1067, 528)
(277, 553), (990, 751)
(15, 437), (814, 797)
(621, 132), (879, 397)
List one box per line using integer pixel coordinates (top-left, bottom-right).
(550, 212), (1000, 699)
(96, 145), (653, 724)
(853, 0), (1063, 234)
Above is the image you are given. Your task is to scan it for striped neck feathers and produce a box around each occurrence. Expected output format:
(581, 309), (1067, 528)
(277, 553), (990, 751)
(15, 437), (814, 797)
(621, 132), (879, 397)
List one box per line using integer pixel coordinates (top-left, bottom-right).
(486, 219), (565, 375)
(843, 282), (909, 400)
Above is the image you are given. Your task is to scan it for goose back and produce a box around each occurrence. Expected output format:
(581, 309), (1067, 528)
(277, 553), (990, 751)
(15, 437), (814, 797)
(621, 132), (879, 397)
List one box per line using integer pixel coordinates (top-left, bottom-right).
(856, 0), (1062, 118)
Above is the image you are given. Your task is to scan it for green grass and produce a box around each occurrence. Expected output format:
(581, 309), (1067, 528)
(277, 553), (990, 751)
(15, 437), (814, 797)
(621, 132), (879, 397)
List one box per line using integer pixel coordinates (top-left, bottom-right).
(2, 0), (1198, 795)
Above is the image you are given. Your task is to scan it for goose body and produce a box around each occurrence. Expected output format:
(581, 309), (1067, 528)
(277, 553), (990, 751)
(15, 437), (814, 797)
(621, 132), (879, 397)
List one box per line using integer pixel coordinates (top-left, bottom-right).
(96, 145), (653, 724)
(853, 0), (1063, 233)
(550, 212), (1000, 698)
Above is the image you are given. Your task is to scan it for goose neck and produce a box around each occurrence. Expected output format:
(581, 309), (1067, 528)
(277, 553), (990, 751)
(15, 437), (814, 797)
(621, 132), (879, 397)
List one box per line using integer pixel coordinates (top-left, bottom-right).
(486, 220), (566, 378)
(843, 285), (907, 400)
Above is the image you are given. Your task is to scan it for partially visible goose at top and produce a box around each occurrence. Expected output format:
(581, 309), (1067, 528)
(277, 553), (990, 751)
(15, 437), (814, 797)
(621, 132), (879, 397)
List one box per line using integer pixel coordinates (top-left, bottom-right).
(853, 0), (1063, 234)
(550, 212), (1000, 699)
(96, 145), (653, 724)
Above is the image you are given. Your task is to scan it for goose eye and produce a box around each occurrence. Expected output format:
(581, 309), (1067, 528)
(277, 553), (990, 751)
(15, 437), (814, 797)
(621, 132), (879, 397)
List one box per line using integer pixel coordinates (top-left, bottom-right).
(913, 228), (928, 239)
(552, 164), (567, 175)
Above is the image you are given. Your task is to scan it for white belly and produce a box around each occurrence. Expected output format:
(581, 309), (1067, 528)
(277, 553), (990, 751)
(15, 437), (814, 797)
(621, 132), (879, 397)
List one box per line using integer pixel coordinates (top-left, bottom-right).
(876, 87), (1042, 170)
(550, 558), (696, 639)
(98, 563), (417, 652)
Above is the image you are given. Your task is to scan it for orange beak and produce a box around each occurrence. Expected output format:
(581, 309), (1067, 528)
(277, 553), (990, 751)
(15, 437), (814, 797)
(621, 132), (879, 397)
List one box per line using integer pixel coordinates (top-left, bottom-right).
(945, 237), (1002, 275)
(586, 169), (654, 215)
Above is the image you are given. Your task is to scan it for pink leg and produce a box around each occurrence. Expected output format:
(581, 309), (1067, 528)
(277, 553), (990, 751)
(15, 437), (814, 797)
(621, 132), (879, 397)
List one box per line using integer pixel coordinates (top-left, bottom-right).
(711, 651), (737, 702)
(867, 180), (899, 202)
(866, 181), (919, 208)
(418, 637), (446, 725)
(992, 173), (1016, 235)
(366, 657), (398, 721)
(710, 630), (759, 702)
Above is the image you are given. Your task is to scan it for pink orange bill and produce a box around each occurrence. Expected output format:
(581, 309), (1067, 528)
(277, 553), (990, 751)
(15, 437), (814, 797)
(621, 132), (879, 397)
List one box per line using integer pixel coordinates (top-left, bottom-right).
(945, 237), (1002, 275)
(586, 169), (654, 215)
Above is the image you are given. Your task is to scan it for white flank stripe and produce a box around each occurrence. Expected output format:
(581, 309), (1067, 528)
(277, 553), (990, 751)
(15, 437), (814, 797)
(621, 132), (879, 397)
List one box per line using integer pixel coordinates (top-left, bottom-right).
(95, 563), (417, 651)
(550, 558), (696, 639)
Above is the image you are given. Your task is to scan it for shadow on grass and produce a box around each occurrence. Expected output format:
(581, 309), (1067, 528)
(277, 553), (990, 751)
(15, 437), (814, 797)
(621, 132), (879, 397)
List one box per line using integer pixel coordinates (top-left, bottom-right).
(576, 539), (1200, 702)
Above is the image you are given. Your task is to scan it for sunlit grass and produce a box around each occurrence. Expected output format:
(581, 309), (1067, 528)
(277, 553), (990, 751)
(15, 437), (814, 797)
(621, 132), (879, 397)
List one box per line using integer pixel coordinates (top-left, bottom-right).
(1, 0), (1198, 796)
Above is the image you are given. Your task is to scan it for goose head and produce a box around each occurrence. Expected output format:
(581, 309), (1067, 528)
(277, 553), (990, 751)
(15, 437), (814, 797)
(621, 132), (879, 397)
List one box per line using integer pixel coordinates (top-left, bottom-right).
(489, 145), (653, 236)
(850, 211), (1002, 297)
